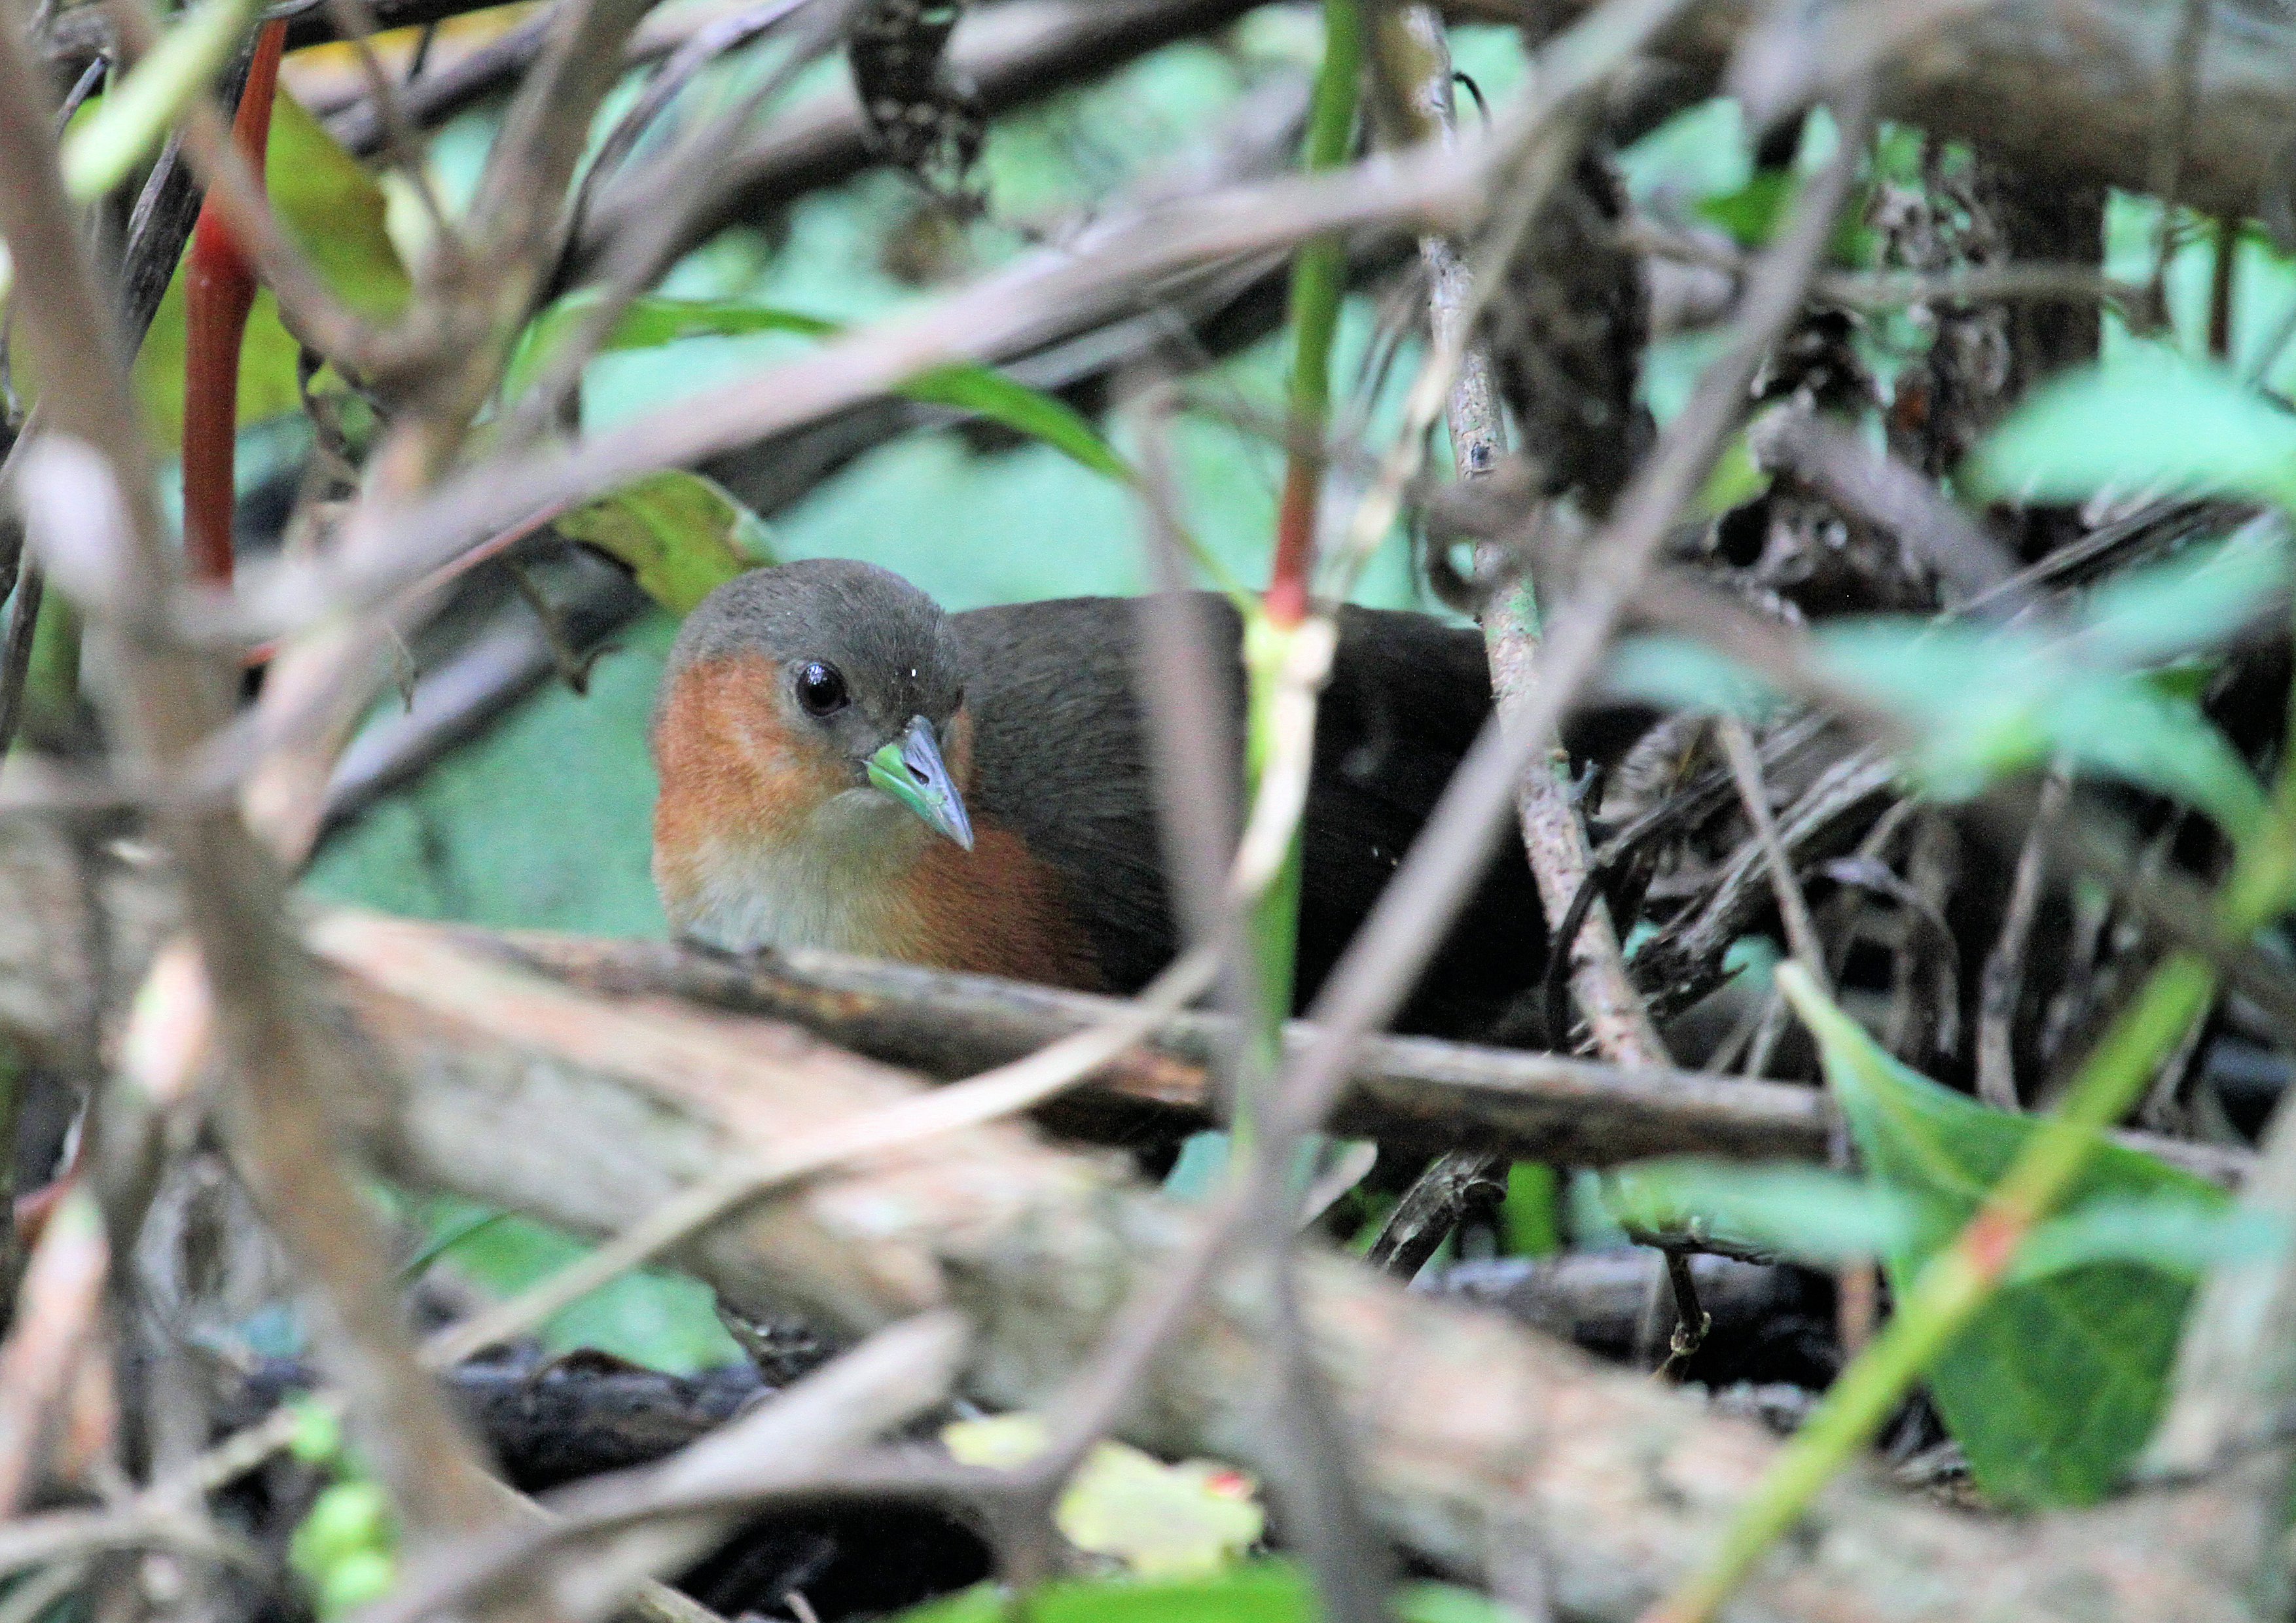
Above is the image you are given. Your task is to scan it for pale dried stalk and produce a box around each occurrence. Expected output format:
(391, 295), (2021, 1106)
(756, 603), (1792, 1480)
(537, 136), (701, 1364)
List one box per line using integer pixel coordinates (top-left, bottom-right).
(1717, 714), (1829, 988)
(1979, 765), (2071, 1109)
(1377, 5), (1668, 1068)
(0, 12), (529, 1577)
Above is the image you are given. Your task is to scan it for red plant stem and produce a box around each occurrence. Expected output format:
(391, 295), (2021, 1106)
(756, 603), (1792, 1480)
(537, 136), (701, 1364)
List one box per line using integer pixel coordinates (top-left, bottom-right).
(1266, 459), (1317, 628)
(181, 18), (288, 586)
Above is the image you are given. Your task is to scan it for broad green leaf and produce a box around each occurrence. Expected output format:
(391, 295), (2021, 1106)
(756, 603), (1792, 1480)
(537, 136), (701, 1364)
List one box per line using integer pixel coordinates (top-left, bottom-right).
(893, 1565), (1524, 1623)
(551, 469), (774, 616)
(1818, 622), (2269, 840)
(1969, 350), (2296, 512)
(1596, 1159), (1920, 1266)
(1607, 611), (2270, 844)
(943, 1414), (1263, 1579)
(509, 293), (1133, 482)
(899, 1565), (1311, 1623)
(2076, 525), (2289, 666)
(2013, 1198), (2284, 1285)
(133, 91), (410, 447)
(1785, 974), (2231, 1507)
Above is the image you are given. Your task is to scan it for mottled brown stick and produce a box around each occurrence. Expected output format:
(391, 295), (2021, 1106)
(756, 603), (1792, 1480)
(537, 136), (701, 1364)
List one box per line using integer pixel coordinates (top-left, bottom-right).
(310, 914), (2271, 1621)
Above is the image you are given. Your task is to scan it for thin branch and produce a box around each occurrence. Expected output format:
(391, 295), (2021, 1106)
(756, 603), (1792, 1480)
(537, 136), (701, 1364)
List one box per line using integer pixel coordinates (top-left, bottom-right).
(0, 16), (528, 1571)
(1271, 81), (1878, 1150)
(448, 923), (2246, 1184)
(0, 1187), (105, 1516)
(1978, 764), (2070, 1110)
(1365, 1147), (1507, 1276)
(417, 942), (1220, 1367)
(1717, 715), (1829, 987)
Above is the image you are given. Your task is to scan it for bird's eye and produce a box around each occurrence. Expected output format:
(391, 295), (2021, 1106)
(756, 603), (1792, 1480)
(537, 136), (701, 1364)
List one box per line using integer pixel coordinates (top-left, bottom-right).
(795, 661), (849, 717)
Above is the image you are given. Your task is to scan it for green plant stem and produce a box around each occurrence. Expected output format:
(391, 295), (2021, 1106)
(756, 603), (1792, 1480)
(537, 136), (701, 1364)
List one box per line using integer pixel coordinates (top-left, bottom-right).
(1232, 0), (1360, 1148)
(1649, 768), (2296, 1623)
(1264, 0), (1361, 629)
(18, 592), (79, 751)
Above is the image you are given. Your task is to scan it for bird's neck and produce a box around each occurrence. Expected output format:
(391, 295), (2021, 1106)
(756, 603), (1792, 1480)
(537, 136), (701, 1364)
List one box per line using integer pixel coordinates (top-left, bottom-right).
(657, 786), (936, 958)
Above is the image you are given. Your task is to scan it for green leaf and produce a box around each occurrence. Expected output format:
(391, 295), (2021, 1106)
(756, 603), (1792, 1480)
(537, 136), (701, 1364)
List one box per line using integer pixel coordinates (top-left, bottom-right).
(905, 362), (1134, 482)
(1815, 622), (2268, 841)
(1393, 1585), (1531, 1623)
(2076, 526), (2289, 666)
(552, 470), (774, 616)
(1602, 635), (1784, 724)
(2014, 1198), (2285, 1284)
(1607, 605), (2272, 846)
(1596, 1159), (1921, 1266)
(942, 1414), (1264, 1579)
(1693, 429), (1770, 518)
(1969, 349), (2296, 512)
(420, 1194), (739, 1373)
(1697, 168), (1797, 246)
(1786, 977), (2231, 1507)
(511, 293), (1133, 482)
(1501, 1162), (1560, 1257)
(132, 91), (410, 447)
(1696, 168), (1876, 262)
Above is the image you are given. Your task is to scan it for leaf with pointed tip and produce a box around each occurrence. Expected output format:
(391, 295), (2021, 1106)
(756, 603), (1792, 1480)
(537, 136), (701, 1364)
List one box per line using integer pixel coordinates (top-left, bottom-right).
(1780, 969), (2232, 1507)
(509, 294), (1132, 483)
(132, 92), (409, 447)
(1969, 349), (2296, 512)
(552, 470), (774, 616)
(1597, 1159), (1922, 1266)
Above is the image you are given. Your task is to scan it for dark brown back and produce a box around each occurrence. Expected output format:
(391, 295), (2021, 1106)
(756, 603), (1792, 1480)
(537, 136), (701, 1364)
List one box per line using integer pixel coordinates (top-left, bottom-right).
(954, 594), (1552, 1041)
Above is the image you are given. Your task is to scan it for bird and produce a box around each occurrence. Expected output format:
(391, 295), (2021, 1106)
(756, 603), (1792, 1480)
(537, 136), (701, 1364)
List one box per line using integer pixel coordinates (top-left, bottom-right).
(651, 558), (1600, 1041)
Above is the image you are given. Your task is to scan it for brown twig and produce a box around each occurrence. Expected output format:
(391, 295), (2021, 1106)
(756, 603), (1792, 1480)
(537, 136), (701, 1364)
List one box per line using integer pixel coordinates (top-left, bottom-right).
(0, 12), (528, 1577)
(445, 924), (2249, 1185)
(1271, 82), (1878, 1154)
(1365, 1147), (1509, 1277)
(1717, 715), (1829, 986)
(1977, 764), (2070, 1110)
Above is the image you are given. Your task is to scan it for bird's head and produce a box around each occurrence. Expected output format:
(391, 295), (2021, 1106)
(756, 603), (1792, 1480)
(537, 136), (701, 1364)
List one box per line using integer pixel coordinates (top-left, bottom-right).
(651, 562), (977, 904)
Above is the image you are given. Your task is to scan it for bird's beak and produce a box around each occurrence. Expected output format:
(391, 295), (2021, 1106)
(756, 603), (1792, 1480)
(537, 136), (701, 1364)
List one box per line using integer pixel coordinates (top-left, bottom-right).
(867, 716), (974, 851)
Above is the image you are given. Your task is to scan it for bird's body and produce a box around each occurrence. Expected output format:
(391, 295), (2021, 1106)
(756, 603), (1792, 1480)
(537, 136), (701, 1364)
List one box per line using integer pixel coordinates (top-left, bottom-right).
(652, 561), (1559, 1040)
